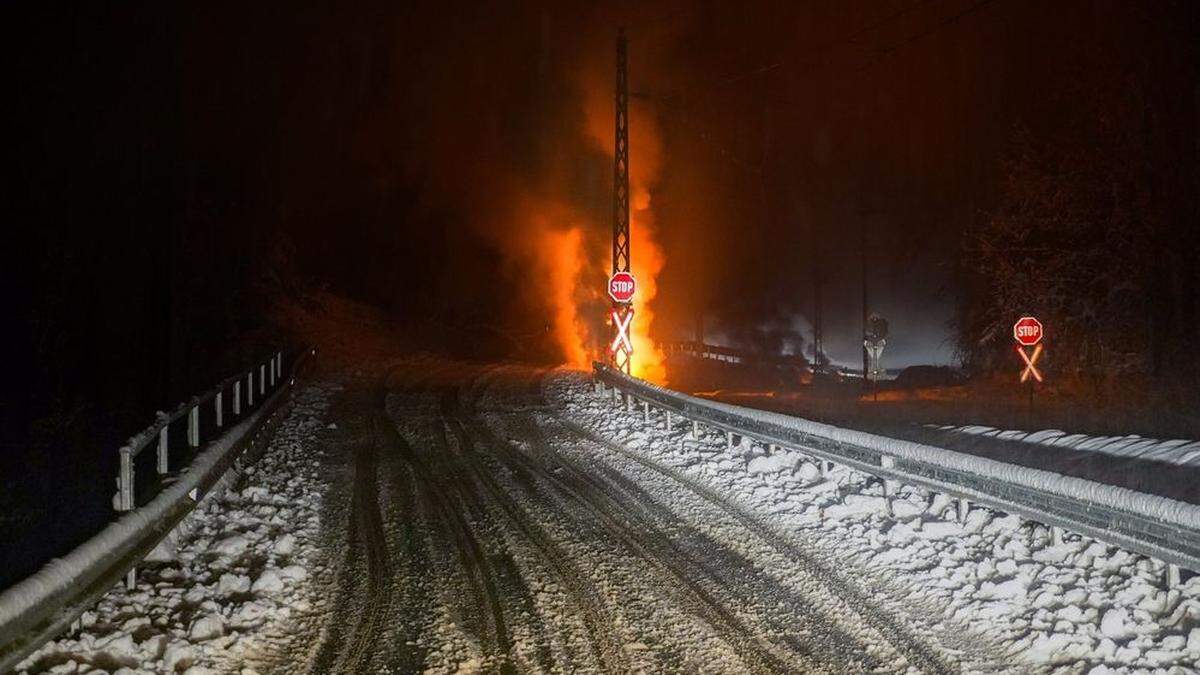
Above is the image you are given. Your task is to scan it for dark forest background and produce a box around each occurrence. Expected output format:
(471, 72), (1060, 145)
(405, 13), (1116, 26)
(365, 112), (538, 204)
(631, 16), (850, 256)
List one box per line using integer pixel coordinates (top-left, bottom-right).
(3, 2), (485, 582)
(5, 3), (486, 466)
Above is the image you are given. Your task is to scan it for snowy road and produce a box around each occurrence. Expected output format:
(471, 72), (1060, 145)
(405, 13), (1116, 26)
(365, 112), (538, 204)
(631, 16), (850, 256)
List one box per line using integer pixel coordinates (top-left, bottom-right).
(307, 360), (966, 674)
(17, 357), (1199, 673)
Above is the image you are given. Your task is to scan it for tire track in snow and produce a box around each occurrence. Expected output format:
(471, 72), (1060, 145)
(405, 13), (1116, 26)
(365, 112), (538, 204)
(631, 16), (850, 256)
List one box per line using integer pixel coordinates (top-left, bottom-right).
(375, 375), (521, 673)
(312, 359), (965, 673)
(462, 368), (825, 673)
(306, 384), (394, 675)
(544, 382), (962, 674)
(438, 380), (630, 673)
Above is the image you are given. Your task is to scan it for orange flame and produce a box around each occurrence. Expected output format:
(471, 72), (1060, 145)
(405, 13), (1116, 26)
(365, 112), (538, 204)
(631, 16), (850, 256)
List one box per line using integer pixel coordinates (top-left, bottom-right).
(517, 200), (596, 370)
(507, 40), (669, 381)
(629, 201), (666, 382)
(538, 226), (590, 369)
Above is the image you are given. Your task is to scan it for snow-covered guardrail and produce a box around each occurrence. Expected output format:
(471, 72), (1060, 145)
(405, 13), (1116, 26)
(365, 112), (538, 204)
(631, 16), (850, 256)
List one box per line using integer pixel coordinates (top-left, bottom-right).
(592, 362), (1200, 583)
(0, 347), (315, 674)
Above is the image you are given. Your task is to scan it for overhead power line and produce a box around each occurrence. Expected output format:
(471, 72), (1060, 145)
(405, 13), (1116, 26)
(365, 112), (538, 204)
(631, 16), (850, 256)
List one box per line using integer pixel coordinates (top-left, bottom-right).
(720, 0), (942, 86)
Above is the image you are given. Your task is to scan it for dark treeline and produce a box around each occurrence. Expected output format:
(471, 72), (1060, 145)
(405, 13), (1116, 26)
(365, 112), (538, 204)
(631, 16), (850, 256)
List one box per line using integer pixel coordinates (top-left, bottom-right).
(11, 5), (267, 474)
(4, 1), (503, 582)
(6, 3), (281, 581)
(8, 1), (502, 461)
(953, 6), (1199, 388)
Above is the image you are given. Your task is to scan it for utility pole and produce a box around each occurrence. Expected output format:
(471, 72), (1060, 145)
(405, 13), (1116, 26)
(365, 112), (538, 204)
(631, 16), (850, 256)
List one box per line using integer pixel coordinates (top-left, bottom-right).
(611, 28), (633, 375)
(812, 251), (823, 373)
(861, 219), (869, 384)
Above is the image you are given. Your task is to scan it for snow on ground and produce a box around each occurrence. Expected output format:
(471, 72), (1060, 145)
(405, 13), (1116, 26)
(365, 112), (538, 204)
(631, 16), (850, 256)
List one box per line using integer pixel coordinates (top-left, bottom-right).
(926, 424), (1200, 469)
(550, 373), (1200, 674)
(16, 382), (339, 675)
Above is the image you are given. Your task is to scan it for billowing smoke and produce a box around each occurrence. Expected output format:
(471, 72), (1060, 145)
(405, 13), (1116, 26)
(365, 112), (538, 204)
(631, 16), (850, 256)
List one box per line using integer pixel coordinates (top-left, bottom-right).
(704, 311), (811, 358)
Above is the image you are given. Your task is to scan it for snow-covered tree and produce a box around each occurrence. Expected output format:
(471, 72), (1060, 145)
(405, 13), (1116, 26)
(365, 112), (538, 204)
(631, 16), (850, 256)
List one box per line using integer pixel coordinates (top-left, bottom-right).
(959, 67), (1163, 378)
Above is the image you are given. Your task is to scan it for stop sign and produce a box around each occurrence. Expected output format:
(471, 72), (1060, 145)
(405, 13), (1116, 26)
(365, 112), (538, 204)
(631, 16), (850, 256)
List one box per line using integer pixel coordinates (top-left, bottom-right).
(608, 271), (636, 304)
(1013, 316), (1043, 346)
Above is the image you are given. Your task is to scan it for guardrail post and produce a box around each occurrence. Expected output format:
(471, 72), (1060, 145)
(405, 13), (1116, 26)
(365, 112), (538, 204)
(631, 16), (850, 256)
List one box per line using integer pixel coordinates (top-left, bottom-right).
(275, 351), (282, 383)
(157, 426), (169, 474)
(1167, 564), (1181, 588)
(119, 446), (134, 512)
(881, 479), (894, 518)
(820, 460), (831, 478)
(215, 391), (224, 428)
(188, 403), (200, 448)
(259, 364), (266, 396)
(1051, 526), (1064, 546)
(234, 380), (242, 415)
(625, 394), (634, 412)
(768, 443), (776, 455)
(665, 410), (672, 431)
(119, 445), (137, 592)
(957, 498), (970, 523)
(269, 356), (276, 388)
(691, 420), (699, 439)
(248, 371), (255, 407)
(642, 401), (649, 425)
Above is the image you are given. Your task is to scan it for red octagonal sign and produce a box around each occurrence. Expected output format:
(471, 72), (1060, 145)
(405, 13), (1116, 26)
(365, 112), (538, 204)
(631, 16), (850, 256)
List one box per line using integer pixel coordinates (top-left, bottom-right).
(1013, 316), (1043, 346)
(608, 272), (636, 304)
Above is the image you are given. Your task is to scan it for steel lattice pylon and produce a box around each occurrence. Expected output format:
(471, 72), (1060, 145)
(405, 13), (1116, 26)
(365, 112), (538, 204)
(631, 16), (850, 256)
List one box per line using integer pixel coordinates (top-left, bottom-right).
(611, 29), (633, 374)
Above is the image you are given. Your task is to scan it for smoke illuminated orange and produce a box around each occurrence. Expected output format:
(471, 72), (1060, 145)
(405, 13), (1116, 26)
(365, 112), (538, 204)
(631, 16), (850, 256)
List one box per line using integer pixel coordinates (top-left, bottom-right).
(515, 199), (596, 370)
(539, 226), (590, 369)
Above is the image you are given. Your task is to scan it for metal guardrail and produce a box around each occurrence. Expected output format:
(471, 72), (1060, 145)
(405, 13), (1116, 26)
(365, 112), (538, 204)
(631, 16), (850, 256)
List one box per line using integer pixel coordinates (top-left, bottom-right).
(592, 362), (1200, 581)
(0, 347), (315, 673)
(115, 349), (298, 587)
(663, 340), (813, 368)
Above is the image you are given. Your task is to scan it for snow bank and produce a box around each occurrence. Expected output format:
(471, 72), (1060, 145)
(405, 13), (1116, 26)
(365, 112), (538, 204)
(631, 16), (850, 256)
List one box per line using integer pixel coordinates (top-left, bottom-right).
(555, 371), (1200, 672)
(599, 368), (1200, 529)
(929, 423), (1200, 468)
(0, 398), (275, 635)
(15, 381), (336, 674)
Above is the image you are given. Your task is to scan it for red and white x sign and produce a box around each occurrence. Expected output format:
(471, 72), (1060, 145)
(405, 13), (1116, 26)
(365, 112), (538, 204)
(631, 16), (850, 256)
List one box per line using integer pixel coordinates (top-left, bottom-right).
(1017, 343), (1043, 383)
(610, 308), (634, 354)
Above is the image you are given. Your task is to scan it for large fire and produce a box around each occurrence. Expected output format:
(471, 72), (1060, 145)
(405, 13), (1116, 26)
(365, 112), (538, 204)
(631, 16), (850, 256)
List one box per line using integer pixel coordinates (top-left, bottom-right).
(537, 225), (590, 369)
(627, 192), (666, 382)
(515, 199), (595, 371)
(582, 56), (668, 383)
(516, 38), (668, 383)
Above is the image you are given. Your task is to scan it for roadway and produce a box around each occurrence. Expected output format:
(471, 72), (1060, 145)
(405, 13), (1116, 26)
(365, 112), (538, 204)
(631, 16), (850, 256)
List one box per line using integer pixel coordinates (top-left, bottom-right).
(300, 358), (967, 674)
